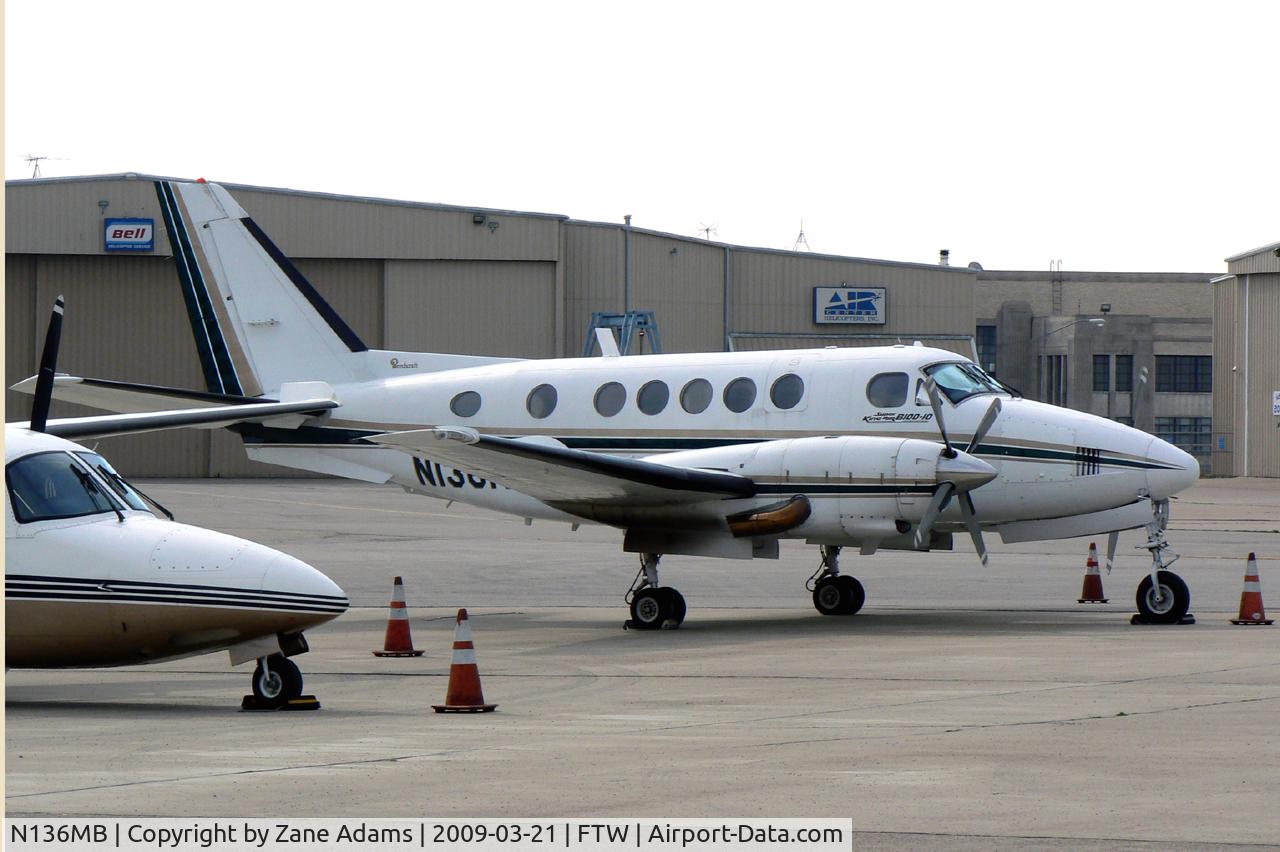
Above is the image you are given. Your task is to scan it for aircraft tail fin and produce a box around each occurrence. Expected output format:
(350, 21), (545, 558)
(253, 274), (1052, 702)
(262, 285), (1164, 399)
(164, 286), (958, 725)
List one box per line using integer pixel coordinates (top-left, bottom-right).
(155, 179), (369, 396)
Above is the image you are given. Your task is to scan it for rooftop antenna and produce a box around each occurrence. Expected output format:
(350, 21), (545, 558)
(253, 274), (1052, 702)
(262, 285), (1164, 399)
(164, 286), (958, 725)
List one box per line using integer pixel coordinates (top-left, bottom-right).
(792, 220), (811, 252)
(697, 222), (719, 241)
(24, 154), (66, 178)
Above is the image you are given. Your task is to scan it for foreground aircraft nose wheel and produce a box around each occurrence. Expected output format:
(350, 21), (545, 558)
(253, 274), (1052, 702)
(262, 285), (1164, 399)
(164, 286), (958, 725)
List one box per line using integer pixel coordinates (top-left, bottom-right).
(812, 575), (865, 616)
(1135, 571), (1190, 624)
(629, 588), (686, 629)
(252, 654), (304, 707)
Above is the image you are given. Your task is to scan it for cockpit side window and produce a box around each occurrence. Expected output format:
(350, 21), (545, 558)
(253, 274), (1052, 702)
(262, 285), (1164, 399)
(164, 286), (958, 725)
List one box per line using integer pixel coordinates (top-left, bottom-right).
(866, 372), (909, 408)
(6, 452), (123, 523)
(75, 452), (148, 511)
(923, 361), (1007, 404)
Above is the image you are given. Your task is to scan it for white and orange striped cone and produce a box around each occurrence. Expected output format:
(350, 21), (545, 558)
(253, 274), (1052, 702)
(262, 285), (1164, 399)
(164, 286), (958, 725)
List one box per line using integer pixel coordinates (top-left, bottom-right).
(1078, 542), (1109, 603)
(1230, 553), (1274, 625)
(373, 576), (425, 657)
(433, 608), (497, 713)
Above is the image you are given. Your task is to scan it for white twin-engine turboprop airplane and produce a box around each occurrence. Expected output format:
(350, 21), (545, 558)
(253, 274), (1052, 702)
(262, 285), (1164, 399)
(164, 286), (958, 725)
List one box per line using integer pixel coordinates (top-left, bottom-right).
(7, 297), (348, 706)
(17, 180), (1201, 630)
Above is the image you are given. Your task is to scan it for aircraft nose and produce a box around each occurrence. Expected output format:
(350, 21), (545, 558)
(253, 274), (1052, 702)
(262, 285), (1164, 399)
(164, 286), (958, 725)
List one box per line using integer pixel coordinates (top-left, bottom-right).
(1145, 436), (1200, 499)
(937, 450), (998, 492)
(260, 548), (349, 624)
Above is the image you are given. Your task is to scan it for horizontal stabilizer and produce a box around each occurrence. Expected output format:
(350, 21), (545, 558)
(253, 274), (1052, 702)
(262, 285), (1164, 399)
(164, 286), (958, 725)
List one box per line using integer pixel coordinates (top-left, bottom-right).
(20, 398), (339, 441)
(369, 428), (755, 506)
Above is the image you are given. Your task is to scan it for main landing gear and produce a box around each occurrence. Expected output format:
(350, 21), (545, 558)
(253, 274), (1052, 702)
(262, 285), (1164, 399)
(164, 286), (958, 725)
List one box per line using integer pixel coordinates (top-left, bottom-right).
(625, 553), (687, 630)
(1133, 499), (1191, 624)
(807, 546), (865, 616)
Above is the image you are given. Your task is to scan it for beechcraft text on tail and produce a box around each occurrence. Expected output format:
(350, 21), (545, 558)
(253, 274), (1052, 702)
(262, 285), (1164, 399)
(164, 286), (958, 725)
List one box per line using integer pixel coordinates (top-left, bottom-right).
(14, 180), (1201, 630)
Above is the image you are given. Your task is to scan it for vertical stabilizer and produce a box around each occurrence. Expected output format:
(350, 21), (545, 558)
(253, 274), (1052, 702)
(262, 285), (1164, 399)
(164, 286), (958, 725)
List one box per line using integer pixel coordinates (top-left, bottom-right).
(155, 180), (367, 396)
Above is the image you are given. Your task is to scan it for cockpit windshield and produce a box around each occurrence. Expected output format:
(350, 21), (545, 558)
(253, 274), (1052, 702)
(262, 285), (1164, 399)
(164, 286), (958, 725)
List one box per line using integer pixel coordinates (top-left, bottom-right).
(6, 451), (123, 523)
(75, 452), (149, 511)
(923, 361), (1011, 404)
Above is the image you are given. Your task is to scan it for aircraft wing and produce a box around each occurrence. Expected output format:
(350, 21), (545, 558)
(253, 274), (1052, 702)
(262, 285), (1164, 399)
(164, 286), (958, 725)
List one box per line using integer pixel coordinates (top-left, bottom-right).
(370, 428), (756, 505)
(23, 399), (340, 441)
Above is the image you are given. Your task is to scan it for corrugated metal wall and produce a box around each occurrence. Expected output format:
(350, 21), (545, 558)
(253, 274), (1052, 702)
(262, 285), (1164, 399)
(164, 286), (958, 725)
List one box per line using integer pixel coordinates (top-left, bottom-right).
(1244, 274), (1280, 476)
(1211, 276), (1236, 475)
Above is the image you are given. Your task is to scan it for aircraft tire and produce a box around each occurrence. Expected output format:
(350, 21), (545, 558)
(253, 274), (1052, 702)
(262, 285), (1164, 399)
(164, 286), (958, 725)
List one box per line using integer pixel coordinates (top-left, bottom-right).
(812, 577), (845, 616)
(253, 654), (304, 706)
(836, 576), (866, 615)
(662, 588), (687, 626)
(1135, 571), (1190, 624)
(629, 589), (669, 630)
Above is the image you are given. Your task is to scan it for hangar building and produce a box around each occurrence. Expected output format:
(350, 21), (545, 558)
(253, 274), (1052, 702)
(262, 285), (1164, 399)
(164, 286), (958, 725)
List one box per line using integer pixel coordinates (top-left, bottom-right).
(1210, 242), (1280, 477)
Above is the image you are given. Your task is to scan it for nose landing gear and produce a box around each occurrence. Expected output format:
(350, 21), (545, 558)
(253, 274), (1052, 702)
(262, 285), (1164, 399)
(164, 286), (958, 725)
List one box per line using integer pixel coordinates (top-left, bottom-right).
(1132, 500), (1192, 624)
(242, 652), (319, 710)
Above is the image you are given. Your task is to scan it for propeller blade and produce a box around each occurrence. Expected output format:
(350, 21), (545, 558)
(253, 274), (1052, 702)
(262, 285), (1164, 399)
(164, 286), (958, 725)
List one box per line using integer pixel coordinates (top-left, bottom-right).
(1105, 530), (1119, 574)
(923, 377), (956, 458)
(913, 481), (954, 549)
(29, 295), (65, 433)
(965, 396), (1002, 454)
(958, 492), (988, 566)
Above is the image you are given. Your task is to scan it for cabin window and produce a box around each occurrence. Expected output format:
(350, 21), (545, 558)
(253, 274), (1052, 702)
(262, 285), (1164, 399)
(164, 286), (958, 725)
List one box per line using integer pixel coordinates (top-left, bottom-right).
(594, 382), (626, 417)
(770, 373), (804, 409)
(450, 391), (482, 418)
(637, 380), (670, 415)
(867, 372), (909, 408)
(6, 451), (122, 523)
(723, 377), (757, 413)
(526, 384), (558, 419)
(680, 378), (713, 414)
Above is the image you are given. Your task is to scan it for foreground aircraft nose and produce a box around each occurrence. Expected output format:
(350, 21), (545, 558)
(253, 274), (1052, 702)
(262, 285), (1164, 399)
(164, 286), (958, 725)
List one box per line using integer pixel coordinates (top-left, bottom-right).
(261, 549), (350, 626)
(937, 451), (998, 492)
(1145, 436), (1200, 499)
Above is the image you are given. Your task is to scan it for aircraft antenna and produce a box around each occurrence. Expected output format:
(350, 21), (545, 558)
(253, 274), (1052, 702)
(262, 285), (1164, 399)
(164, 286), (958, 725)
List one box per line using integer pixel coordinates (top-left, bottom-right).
(792, 220), (811, 252)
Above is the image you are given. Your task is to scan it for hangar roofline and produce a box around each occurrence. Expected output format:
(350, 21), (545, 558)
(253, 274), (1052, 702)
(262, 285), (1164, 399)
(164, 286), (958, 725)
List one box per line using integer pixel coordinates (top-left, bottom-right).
(5, 172), (570, 223)
(1225, 240), (1280, 263)
(565, 217), (976, 274)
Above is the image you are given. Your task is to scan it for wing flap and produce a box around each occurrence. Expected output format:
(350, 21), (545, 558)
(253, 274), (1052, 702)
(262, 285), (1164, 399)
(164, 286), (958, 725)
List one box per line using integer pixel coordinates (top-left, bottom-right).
(369, 428), (755, 505)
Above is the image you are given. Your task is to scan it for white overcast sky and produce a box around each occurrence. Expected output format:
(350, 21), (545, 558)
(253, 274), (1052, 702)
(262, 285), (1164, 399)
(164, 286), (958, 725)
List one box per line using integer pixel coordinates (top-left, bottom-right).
(6, 1), (1278, 272)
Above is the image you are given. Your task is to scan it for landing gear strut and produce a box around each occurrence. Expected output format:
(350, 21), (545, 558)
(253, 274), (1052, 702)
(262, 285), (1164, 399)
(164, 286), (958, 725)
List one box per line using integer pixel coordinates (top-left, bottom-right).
(625, 553), (686, 630)
(807, 546), (865, 616)
(1133, 500), (1191, 624)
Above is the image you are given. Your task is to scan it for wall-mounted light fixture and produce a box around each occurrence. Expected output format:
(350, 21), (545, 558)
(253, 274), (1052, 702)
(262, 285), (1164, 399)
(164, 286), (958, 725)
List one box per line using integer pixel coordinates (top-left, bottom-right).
(472, 213), (486, 225)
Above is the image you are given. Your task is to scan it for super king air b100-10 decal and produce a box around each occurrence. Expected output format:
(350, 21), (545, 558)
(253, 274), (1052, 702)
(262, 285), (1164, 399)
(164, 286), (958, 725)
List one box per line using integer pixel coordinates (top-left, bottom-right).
(14, 179), (1202, 632)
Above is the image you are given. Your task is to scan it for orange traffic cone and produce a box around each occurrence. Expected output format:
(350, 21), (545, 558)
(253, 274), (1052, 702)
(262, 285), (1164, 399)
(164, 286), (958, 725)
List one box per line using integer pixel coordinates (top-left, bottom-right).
(1230, 553), (1274, 625)
(373, 576), (425, 657)
(433, 609), (497, 713)
(1078, 542), (1109, 603)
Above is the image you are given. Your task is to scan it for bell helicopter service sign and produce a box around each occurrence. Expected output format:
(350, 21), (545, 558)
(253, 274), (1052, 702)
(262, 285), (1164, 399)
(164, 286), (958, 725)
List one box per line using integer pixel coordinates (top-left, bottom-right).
(104, 218), (154, 252)
(814, 286), (886, 324)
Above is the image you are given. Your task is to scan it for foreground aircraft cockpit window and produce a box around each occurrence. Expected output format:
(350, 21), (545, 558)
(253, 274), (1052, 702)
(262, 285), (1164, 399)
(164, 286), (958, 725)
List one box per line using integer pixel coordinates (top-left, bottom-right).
(6, 451), (123, 523)
(74, 451), (149, 511)
(923, 361), (1011, 404)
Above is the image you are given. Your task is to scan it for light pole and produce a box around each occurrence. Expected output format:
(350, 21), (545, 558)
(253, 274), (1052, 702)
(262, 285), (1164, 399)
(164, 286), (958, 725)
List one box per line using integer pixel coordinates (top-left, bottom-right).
(1037, 317), (1105, 406)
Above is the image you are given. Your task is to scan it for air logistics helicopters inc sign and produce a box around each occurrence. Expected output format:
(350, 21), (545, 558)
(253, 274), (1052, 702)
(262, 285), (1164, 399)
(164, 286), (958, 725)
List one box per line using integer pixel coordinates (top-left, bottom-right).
(813, 286), (886, 324)
(103, 218), (154, 252)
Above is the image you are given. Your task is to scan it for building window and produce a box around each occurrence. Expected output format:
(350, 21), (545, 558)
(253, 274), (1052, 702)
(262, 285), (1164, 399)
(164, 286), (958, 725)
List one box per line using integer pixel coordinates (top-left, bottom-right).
(1155, 355), (1211, 393)
(1093, 355), (1110, 392)
(1115, 355), (1133, 392)
(1115, 416), (1134, 426)
(1043, 355), (1068, 406)
(975, 325), (997, 375)
(1155, 416), (1211, 458)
